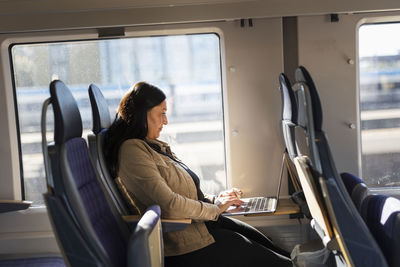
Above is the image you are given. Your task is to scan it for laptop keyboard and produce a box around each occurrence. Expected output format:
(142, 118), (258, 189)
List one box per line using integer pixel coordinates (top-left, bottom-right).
(246, 197), (275, 212)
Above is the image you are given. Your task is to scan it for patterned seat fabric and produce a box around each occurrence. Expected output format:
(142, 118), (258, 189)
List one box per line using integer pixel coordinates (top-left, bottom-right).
(65, 138), (128, 266)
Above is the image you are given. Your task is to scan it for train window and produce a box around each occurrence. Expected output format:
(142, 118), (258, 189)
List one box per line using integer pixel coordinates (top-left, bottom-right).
(359, 22), (400, 188)
(11, 33), (225, 205)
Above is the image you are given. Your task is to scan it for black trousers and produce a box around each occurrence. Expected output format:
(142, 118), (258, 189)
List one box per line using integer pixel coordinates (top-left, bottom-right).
(165, 216), (292, 267)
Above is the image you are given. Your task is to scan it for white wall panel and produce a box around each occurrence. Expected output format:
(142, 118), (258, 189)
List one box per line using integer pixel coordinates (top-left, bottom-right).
(297, 11), (400, 176)
(220, 18), (285, 197)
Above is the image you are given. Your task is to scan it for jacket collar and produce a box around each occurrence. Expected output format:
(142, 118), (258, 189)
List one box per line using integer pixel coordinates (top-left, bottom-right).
(145, 138), (171, 154)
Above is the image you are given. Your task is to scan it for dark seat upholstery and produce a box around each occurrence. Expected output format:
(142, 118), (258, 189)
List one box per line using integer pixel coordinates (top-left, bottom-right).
(293, 66), (389, 267)
(361, 194), (400, 267)
(340, 172), (369, 212)
(42, 80), (164, 267)
(89, 83), (112, 135)
(88, 84), (132, 215)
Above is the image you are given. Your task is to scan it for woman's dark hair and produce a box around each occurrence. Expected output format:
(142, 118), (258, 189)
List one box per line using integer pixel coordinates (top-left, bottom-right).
(104, 81), (166, 177)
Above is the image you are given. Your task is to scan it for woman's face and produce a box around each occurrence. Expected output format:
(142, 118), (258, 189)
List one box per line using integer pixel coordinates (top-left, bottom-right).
(147, 100), (168, 139)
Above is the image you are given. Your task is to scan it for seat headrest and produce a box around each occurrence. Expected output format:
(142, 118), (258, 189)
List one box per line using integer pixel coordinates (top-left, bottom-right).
(89, 84), (112, 134)
(352, 183), (369, 212)
(50, 80), (83, 144)
(340, 172), (365, 195)
(295, 66), (323, 131)
(279, 73), (298, 124)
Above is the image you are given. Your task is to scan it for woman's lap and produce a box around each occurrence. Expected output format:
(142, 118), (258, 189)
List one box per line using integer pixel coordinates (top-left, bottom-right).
(215, 216), (291, 257)
(165, 217), (292, 267)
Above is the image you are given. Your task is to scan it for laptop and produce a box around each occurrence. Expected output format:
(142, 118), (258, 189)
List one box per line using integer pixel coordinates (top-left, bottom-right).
(222, 153), (285, 216)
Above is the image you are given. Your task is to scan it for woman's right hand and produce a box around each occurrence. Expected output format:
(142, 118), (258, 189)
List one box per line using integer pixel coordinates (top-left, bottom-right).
(215, 195), (244, 214)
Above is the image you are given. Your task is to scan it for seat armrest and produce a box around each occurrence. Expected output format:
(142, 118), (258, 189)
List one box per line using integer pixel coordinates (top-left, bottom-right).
(0, 200), (32, 213)
(123, 215), (192, 232)
(160, 218), (192, 232)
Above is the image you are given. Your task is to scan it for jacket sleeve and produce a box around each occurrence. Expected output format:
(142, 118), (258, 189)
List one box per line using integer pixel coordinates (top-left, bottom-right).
(118, 140), (220, 221)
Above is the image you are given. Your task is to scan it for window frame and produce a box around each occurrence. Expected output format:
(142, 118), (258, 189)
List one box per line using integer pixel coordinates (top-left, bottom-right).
(357, 17), (400, 194)
(3, 24), (229, 206)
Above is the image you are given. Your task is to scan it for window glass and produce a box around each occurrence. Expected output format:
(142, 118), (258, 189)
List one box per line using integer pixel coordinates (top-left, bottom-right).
(359, 23), (400, 188)
(11, 33), (226, 205)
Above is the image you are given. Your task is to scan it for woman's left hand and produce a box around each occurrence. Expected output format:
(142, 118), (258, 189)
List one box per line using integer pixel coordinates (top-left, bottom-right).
(218, 188), (243, 199)
(215, 188), (243, 207)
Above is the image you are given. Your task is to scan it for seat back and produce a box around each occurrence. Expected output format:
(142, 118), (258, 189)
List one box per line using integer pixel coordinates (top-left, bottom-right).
(88, 84), (133, 215)
(43, 80), (130, 267)
(361, 195), (400, 267)
(89, 83), (112, 135)
(293, 156), (332, 241)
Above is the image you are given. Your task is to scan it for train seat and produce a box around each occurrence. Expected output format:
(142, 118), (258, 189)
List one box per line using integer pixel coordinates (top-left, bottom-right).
(340, 172), (369, 212)
(42, 80), (164, 267)
(292, 66), (389, 267)
(361, 194), (400, 267)
(87, 83), (191, 232)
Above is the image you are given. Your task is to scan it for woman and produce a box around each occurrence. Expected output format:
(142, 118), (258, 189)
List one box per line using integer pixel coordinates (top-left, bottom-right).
(104, 82), (292, 267)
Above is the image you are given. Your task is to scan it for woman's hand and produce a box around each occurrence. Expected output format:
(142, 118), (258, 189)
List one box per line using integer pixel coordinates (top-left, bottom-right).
(218, 188), (243, 199)
(215, 188), (244, 214)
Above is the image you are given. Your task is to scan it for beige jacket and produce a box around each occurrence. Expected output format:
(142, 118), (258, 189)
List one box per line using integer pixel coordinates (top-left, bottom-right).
(117, 138), (220, 256)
